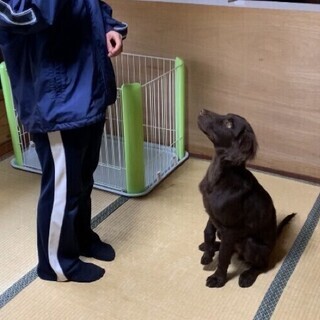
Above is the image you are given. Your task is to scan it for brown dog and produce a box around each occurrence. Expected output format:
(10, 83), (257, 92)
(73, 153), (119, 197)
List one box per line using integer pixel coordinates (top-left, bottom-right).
(198, 109), (295, 288)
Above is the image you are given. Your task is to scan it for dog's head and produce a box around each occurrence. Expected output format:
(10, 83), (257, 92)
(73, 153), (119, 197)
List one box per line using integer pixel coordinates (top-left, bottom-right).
(198, 109), (258, 165)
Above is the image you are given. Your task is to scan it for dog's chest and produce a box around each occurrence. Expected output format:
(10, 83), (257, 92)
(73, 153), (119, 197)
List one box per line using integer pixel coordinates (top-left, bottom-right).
(203, 192), (241, 227)
(200, 175), (245, 228)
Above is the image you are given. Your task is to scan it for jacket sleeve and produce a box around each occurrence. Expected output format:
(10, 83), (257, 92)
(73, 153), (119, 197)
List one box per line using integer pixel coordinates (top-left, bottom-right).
(0, 0), (66, 34)
(99, 1), (128, 39)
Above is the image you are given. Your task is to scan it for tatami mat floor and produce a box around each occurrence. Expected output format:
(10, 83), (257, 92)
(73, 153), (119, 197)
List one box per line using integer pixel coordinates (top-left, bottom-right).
(0, 157), (319, 319)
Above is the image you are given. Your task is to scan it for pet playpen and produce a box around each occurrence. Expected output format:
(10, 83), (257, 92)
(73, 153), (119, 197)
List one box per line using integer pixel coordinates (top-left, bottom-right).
(0, 53), (188, 196)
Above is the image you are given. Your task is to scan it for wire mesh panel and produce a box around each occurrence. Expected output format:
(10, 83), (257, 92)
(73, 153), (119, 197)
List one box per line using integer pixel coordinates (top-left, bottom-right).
(142, 61), (178, 189)
(2, 53), (188, 197)
(16, 122), (41, 173)
(94, 95), (126, 191)
(93, 53), (187, 195)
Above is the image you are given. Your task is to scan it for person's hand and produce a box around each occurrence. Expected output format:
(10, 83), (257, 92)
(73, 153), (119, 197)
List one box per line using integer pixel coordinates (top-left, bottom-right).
(106, 30), (123, 58)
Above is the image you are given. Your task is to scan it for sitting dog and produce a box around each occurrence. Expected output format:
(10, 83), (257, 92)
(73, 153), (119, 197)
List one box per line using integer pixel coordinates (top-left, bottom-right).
(197, 109), (295, 288)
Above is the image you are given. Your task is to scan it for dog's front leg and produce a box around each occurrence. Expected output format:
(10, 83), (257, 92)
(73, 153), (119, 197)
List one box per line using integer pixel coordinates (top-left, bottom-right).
(206, 234), (235, 288)
(199, 219), (220, 265)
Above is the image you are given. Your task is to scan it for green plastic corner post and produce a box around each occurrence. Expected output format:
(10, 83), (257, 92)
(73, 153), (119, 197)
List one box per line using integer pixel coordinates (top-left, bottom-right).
(175, 57), (185, 160)
(121, 83), (145, 194)
(0, 62), (23, 166)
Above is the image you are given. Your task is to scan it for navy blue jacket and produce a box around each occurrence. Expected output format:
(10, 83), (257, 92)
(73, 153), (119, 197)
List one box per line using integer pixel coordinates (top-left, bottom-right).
(0, 1), (127, 133)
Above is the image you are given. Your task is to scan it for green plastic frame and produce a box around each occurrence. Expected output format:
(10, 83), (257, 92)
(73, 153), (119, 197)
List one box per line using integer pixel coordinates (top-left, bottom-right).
(0, 62), (23, 166)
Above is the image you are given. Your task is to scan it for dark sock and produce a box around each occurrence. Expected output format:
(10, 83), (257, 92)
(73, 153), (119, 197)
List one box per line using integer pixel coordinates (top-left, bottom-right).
(38, 260), (105, 283)
(80, 231), (116, 262)
(81, 240), (116, 262)
(68, 261), (105, 282)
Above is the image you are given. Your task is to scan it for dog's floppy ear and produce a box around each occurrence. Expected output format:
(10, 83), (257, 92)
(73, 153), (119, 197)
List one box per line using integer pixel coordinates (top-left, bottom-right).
(238, 129), (258, 161)
(224, 128), (258, 165)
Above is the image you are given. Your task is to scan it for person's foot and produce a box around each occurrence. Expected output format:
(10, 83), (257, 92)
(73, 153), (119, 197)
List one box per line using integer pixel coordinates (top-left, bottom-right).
(80, 240), (116, 261)
(38, 260), (105, 283)
(68, 261), (105, 282)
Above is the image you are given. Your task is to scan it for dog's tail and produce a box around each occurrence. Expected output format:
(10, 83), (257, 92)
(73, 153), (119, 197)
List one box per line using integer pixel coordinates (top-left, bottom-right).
(277, 213), (296, 237)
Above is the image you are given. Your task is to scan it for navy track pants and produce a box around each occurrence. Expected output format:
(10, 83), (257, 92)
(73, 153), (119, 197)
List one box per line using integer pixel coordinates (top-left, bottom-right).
(32, 121), (105, 281)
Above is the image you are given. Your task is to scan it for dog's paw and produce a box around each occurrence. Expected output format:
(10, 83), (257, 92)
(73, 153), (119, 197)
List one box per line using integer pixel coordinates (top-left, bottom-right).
(201, 252), (214, 265)
(239, 270), (258, 288)
(199, 241), (220, 253)
(206, 273), (226, 288)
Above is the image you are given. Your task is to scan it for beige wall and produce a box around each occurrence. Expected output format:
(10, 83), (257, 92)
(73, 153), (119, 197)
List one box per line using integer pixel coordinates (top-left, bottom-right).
(110, 0), (320, 181)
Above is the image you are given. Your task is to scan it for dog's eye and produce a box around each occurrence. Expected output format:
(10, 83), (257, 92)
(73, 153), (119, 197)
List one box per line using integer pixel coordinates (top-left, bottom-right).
(223, 119), (233, 129)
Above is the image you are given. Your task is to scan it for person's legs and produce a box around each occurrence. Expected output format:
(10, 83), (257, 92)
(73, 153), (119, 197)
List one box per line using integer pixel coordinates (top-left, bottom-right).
(33, 126), (105, 282)
(75, 120), (115, 261)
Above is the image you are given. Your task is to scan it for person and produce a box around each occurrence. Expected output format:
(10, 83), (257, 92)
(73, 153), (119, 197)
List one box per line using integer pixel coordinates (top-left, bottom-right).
(0, 1), (127, 283)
